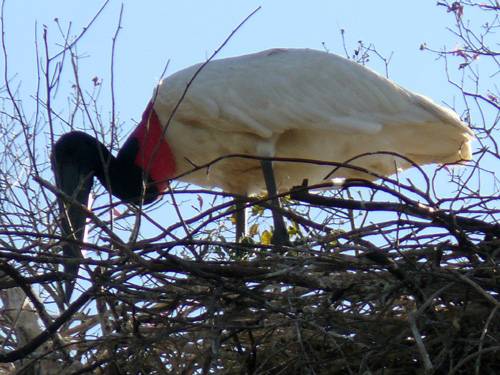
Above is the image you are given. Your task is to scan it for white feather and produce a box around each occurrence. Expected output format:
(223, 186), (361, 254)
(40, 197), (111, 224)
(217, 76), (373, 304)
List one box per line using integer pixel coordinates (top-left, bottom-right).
(152, 48), (473, 194)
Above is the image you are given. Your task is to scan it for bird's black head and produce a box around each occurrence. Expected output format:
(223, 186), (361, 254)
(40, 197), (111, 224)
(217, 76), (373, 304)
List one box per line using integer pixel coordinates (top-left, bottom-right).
(52, 131), (160, 205)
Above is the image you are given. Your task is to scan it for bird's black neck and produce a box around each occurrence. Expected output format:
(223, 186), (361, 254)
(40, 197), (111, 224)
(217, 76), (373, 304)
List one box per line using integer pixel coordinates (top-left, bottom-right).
(52, 131), (159, 204)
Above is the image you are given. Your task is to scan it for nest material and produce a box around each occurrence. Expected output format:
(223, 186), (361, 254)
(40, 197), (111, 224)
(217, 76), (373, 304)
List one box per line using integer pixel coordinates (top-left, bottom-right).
(2, 183), (499, 374)
(107, 244), (498, 375)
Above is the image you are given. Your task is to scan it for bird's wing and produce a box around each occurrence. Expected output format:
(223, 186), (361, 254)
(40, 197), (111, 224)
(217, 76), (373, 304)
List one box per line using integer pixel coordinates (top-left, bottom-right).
(154, 49), (470, 139)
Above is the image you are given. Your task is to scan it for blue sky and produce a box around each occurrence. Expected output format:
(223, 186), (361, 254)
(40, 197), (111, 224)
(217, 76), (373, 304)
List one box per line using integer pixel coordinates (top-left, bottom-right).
(3, 1), (465, 124)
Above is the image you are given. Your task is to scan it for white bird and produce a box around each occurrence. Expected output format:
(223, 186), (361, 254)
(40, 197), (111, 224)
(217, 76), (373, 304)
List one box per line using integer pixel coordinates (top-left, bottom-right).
(52, 48), (473, 301)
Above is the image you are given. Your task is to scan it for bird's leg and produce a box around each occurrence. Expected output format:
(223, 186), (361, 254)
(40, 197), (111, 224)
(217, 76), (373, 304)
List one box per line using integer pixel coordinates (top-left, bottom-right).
(234, 197), (247, 242)
(260, 159), (289, 246)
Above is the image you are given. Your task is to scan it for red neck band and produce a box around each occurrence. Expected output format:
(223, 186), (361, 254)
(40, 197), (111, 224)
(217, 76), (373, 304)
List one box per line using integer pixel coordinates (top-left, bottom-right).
(131, 101), (176, 193)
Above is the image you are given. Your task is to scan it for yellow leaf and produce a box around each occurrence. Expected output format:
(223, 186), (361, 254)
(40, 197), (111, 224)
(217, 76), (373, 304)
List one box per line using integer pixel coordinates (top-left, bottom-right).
(261, 230), (272, 245)
(229, 207), (238, 224)
(229, 215), (237, 225)
(249, 223), (259, 236)
(287, 222), (299, 235)
(251, 204), (265, 216)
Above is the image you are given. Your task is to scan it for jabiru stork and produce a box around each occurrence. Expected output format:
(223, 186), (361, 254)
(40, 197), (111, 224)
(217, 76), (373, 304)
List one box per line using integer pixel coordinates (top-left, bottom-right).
(52, 48), (473, 301)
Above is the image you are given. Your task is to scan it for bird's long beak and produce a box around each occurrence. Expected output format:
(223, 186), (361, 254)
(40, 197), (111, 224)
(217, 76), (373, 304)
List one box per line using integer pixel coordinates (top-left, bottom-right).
(52, 139), (95, 303)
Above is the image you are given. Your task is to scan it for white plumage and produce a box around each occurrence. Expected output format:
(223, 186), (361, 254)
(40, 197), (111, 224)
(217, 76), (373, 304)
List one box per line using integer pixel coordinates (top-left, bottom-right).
(153, 48), (472, 194)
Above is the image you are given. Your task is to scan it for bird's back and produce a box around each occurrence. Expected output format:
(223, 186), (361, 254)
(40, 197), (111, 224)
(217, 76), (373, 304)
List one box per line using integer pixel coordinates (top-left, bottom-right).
(151, 49), (473, 194)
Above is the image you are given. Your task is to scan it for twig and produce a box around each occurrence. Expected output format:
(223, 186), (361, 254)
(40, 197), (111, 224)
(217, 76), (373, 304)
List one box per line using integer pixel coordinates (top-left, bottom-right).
(408, 311), (434, 373)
